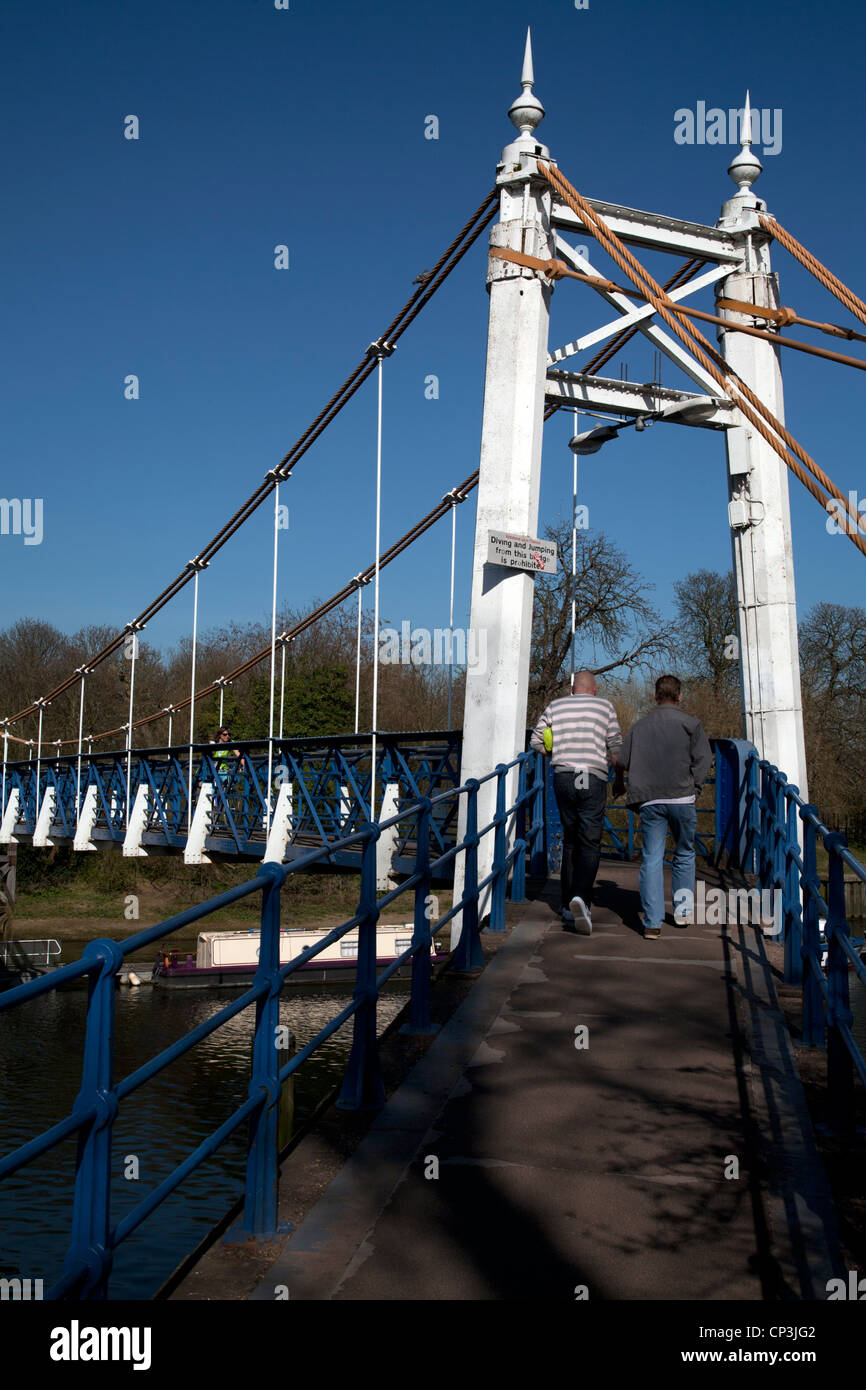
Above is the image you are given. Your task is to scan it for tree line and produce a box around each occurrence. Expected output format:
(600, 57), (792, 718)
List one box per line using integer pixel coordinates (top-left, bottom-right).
(2, 521), (862, 835)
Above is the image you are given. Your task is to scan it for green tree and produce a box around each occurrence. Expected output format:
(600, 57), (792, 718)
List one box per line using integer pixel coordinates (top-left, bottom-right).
(247, 664), (353, 738)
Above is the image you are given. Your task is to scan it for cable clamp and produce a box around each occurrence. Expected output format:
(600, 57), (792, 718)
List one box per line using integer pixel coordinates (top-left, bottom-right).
(366, 339), (396, 359)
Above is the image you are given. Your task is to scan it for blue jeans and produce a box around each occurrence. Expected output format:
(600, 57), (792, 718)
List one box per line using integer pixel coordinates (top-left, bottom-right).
(638, 802), (697, 929)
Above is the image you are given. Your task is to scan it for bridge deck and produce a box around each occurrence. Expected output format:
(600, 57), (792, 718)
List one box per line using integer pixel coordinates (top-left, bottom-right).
(178, 860), (843, 1302)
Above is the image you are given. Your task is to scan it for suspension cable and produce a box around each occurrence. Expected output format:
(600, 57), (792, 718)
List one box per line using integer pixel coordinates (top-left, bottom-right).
(759, 215), (866, 327)
(4, 189), (499, 733)
(447, 491), (458, 728)
(186, 562), (206, 833)
(369, 349), (390, 823)
(26, 466), (482, 749)
(75, 671), (86, 813)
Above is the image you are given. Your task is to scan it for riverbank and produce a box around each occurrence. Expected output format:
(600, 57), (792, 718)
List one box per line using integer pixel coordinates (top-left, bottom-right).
(13, 902), (451, 967)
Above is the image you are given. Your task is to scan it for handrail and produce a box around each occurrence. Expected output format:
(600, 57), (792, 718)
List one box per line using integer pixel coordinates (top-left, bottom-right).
(744, 751), (866, 1131)
(0, 749), (544, 1299)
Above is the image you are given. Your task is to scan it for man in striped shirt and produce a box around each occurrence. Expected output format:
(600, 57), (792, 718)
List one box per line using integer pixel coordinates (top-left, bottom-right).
(530, 671), (623, 934)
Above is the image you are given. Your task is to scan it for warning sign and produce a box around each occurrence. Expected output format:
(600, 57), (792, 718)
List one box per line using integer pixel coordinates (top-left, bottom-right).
(487, 531), (557, 574)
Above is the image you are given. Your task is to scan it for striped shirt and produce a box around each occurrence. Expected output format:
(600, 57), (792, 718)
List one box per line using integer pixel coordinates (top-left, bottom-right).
(530, 694), (623, 778)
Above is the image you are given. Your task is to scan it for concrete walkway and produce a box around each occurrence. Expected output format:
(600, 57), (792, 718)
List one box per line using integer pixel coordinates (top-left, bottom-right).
(249, 864), (844, 1301)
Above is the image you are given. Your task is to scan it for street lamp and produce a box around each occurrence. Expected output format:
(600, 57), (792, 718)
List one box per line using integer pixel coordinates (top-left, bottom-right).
(657, 395), (718, 424)
(568, 423), (623, 455)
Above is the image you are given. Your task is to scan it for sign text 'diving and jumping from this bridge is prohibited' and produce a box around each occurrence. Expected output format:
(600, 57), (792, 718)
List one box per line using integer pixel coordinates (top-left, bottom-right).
(487, 530), (557, 573)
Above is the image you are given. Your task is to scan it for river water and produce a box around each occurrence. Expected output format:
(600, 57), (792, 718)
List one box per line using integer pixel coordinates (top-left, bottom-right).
(1, 947), (864, 1301)
(0, 982), (408, 1299)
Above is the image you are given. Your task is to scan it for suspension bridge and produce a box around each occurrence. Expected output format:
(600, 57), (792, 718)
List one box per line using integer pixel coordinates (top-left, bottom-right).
(1, 32), (865, 1304)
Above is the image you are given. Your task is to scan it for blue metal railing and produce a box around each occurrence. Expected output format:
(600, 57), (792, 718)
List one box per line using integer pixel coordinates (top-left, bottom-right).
(741, 751), (866, 1130)
(1, 731), (463, 864)
(0, 750), (545, 1299)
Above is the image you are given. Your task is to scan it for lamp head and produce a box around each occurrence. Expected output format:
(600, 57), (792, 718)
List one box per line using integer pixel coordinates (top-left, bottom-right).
(568, 423), (621, 455)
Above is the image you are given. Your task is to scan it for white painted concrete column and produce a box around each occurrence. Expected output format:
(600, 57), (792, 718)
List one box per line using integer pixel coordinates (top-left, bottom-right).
(453, 35), (556, 939)
(716, 112), (808, 794)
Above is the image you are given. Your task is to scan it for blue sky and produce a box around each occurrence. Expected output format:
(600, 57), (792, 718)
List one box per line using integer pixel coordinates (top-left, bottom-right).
(2, 0), (864, 678)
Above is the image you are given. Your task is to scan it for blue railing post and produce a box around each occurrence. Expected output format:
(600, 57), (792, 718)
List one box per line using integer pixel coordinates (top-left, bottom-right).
(713, 745), (725, 864)
(758, 762), (771, 889)
(783, 788), (802, 985)
(772, 774), (786, 941)
(490, 764), (508, 932)
(241, 861), (285, 1238)
(511, 759), (528, 903)
(529, 752), (546, 878)
(745, 753), (760, 874)
(453, 779), (483, 972)
(800, 809), (824, 1049)
(406, 798), (436, 1035)
(337, 828), (385, 1110)
(825, 834), (854, 1134)
(63, 939), (124, 1299)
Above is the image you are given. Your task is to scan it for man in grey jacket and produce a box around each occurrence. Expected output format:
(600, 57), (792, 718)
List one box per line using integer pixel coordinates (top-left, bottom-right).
(614, 674), (713, 939)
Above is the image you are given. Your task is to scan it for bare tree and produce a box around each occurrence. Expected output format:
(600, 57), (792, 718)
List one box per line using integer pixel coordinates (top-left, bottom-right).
(798, 603), (866, 834)
(799, 603), (866, 707)
(672, 569), (739, 695)
(529, 520), (672, 712)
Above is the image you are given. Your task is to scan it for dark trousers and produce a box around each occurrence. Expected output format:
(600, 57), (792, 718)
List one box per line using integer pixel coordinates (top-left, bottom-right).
(553, 771), (608, 910)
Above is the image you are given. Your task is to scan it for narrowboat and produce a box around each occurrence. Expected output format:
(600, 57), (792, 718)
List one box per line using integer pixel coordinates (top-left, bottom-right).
(152, 924), (448, 988)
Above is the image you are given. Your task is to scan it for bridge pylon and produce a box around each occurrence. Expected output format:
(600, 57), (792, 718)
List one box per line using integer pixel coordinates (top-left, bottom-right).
(453, 31), (555, 933)
(716, 98), (808, 795)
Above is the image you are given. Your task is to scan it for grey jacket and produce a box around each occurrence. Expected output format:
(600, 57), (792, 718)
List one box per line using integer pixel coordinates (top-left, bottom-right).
(619, 704), (713, 808)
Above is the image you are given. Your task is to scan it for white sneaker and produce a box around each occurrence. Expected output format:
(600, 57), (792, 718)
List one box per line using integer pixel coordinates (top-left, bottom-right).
(570, 896), (592, 935)
(561, 908), (575, 926)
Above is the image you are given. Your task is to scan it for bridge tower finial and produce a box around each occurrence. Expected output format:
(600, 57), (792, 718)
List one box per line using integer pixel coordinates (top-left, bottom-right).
(505, 27), (547, 157)
(727, 90), (762, 195)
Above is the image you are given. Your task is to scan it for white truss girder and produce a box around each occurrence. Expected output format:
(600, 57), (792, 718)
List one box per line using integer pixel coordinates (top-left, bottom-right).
(553, 235), (727, 398)
(0, 789), (21, 844)
(73, 785), (98, 851)
(33, 786), (57, 848)
(551, 196), (743, 264)
(264, 781), (294, 864)
(548, 262), (731, 365)
(376, 781), (400, 892)
(544, 370), (734, 427)
(185, 782), (214, 865)
(123, 784), (150, 857)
